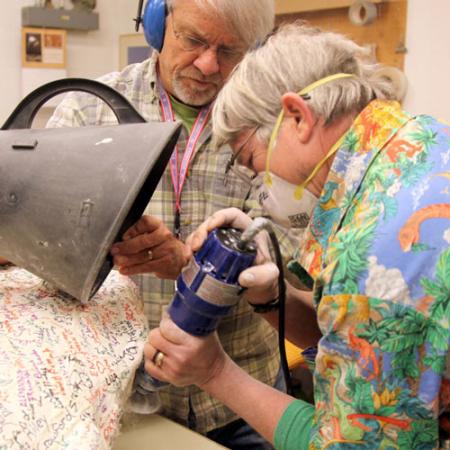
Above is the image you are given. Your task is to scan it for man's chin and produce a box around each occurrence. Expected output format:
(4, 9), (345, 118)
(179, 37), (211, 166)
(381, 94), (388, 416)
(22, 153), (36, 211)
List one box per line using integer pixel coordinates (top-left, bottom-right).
(173, 79), (220, 106)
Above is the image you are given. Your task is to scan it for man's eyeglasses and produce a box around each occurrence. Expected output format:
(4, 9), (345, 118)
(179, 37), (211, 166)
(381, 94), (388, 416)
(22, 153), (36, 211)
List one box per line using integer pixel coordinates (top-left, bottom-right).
(171, 16), (244, 67)
(224, 128), (258, 186)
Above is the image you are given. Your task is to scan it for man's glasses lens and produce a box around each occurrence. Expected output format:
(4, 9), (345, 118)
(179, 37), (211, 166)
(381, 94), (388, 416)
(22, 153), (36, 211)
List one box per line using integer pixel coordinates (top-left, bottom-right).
(172, 17), (242, 65)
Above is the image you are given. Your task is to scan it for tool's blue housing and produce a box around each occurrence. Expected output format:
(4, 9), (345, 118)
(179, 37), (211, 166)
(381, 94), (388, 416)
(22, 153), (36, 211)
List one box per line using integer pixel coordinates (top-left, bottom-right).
(168, 228), (256, 336)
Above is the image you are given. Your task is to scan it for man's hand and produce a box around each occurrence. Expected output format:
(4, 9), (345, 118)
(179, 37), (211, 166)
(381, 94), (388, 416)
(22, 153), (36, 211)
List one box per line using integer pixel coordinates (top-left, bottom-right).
(186, 208), (279, 304)
(144, 317), (228, 388)
(111, 215), (192, 279)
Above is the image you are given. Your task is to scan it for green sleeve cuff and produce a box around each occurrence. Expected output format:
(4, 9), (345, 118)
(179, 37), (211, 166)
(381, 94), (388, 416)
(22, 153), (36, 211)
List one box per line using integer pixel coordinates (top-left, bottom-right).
(274, 399), (314, 450)
(287, 260), (314, 290)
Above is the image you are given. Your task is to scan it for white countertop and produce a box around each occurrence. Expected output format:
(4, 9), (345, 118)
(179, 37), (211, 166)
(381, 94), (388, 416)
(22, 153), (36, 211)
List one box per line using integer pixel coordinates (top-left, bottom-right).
(113, 414), (228, 450)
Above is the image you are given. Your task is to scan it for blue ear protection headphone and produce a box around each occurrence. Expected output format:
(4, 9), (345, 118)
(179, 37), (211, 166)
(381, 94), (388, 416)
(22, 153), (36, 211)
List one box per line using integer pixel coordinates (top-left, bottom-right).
(134, 0), (168, 52)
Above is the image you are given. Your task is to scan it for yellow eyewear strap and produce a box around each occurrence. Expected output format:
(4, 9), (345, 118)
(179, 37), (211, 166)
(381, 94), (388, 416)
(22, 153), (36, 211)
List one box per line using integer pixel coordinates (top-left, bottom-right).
(264, 73), (355, 200)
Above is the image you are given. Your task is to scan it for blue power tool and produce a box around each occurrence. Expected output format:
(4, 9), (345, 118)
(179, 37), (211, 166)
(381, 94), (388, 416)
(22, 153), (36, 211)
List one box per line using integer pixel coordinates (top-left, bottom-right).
(168, 227), (257, 336)
(130, 227), (257, 412)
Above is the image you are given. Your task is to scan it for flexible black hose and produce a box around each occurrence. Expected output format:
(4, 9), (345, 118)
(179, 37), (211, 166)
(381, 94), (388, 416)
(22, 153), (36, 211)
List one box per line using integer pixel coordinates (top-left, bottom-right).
(267, 229), (293, 396)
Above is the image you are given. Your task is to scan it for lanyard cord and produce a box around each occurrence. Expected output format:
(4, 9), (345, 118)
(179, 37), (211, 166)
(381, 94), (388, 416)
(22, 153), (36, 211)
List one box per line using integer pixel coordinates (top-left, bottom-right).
(157, 78), (212, 235)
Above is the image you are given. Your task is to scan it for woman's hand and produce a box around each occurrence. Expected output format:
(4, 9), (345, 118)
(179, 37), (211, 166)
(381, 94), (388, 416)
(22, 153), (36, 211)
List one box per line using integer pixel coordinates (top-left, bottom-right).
(144, 317), (228, 388)
(111, 215), (192, 279)
(186, 207), (254, 251)
(186, 208), (279, 304)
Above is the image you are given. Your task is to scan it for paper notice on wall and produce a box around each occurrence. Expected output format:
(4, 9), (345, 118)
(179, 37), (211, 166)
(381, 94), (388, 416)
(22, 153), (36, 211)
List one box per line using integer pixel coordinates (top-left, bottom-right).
(42, 32), (65, 65)
(22, 27), (66, 69)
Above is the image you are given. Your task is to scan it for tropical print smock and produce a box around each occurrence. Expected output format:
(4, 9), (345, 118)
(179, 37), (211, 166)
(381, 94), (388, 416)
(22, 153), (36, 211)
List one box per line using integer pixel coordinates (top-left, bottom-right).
(289, 100), (450, 449)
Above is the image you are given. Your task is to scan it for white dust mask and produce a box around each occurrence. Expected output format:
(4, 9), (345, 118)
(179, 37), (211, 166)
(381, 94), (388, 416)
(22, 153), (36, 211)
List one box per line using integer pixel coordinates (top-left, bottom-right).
(253, 172), (318, 228)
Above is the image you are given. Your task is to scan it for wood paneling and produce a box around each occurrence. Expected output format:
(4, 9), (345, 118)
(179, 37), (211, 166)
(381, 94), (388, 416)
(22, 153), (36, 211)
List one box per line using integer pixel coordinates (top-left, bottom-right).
(275, 0), (384, 15)
(276, 1), (408, 69)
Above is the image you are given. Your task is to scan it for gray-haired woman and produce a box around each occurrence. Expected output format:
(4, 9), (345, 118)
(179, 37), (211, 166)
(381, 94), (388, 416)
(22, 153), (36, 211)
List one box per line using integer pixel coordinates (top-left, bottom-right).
(144, 22), (450, 450)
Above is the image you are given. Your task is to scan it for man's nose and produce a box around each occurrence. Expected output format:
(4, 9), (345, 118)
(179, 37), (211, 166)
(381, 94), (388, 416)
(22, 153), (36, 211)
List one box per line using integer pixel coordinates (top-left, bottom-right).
(193, 47), (220, 76)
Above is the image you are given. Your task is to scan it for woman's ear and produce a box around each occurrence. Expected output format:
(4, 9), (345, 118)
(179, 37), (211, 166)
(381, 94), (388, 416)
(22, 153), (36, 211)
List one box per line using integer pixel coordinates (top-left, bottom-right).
(281, 93), (315, 143)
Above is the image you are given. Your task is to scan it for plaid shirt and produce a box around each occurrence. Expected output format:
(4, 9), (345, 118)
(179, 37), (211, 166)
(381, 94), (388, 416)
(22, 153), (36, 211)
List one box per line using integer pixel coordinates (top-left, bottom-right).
(47, 58), (299, 434)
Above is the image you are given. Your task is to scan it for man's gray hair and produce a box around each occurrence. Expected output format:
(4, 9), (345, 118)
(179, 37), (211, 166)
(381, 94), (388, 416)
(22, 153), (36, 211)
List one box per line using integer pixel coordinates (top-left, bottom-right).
(212, 21), (400, 147)
(167, 0), (275, 50)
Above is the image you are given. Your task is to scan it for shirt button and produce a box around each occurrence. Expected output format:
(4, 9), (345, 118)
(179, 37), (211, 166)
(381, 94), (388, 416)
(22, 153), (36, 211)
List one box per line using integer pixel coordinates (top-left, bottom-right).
(183, 218), (192, 226)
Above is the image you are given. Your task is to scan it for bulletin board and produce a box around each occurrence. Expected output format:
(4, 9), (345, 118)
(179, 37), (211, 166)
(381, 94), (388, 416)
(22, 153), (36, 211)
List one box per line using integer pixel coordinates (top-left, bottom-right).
(275, 0), (408, 69)
(22, 27), (67, 69)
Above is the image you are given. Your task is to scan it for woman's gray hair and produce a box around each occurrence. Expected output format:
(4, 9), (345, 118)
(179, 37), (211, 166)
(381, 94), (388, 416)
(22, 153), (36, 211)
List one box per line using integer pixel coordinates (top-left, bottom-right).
(167, 0), (275, 50)
(212, 21), (400, 147)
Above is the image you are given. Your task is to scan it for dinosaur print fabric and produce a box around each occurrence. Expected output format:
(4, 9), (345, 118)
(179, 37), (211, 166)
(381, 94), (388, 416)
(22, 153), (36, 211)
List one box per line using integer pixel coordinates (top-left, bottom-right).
(288, 100), (450, 449)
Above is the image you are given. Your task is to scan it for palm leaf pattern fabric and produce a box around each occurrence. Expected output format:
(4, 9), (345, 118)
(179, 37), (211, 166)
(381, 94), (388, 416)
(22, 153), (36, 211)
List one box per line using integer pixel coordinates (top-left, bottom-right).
(288, 100), (450, 449)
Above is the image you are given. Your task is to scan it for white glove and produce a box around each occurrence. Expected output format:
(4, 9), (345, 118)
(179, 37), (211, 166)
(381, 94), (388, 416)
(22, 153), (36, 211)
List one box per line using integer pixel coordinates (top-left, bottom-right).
(186, 208), (279, 304)
(186, 208), (253, 250)
(238, 261), (279, 304)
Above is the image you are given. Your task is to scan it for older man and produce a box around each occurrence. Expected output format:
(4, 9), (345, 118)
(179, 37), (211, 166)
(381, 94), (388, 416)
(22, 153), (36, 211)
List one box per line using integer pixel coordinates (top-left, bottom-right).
(43, 1), (299, 449)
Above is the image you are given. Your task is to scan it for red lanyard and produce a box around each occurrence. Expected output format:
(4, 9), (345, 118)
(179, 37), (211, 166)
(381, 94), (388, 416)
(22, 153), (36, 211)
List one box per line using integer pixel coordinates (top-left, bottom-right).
(157, 79), (212, 236)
